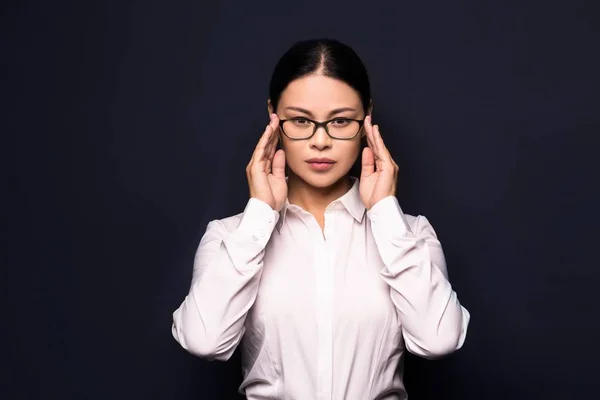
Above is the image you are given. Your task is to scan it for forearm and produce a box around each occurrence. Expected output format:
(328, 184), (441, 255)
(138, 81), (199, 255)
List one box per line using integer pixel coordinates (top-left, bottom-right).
(172, 198), (279, 360)
(368, 196), (470, 358)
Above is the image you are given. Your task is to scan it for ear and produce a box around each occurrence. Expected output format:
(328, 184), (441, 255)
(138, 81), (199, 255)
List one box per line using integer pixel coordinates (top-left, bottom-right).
(267, 99), (274, 115)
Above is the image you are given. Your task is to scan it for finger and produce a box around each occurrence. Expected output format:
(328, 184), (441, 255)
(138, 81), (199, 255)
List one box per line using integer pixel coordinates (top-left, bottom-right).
(266, 115), (280, 156)
(250, 114), (278, 164)
(269, 113), (279, 137)
(360, 147), (375, 178)
(264, 115), (280, 159)
(271, 149), (286, 179)
(267, 131), (279, 160)
(364, 116), (374, 148)
(364, 116), (379, 159)
(373, 125), (391, 161)
(270, 113), (279, 129)
(250, 124), (274, 164)
(373, 125), (399, 174)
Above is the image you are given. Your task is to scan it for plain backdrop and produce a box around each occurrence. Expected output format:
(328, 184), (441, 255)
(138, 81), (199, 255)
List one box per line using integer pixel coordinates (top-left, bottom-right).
(3, 0), (599, 399)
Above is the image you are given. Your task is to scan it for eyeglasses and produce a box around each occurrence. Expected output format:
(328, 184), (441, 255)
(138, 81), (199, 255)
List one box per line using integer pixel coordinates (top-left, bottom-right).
(278, 117), (365, 140)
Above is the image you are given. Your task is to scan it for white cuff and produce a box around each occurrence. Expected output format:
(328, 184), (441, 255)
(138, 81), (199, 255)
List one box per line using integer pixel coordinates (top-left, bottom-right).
(367, 196), (412, 240)
(236, 197), (280, 247)
(220, 198), (280, 274)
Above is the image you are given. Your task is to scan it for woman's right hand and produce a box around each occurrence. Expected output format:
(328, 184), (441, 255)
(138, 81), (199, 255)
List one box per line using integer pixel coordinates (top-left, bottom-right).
(246, 113), (287, 211)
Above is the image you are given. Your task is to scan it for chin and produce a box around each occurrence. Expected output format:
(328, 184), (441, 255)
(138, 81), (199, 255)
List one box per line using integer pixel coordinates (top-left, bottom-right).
(293, 165), (350, 188)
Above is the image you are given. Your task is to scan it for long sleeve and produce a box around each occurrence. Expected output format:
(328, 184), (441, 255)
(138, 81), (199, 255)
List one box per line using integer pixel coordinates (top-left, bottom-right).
(172, 198), (279, 361)
(367, 196), (470, 359)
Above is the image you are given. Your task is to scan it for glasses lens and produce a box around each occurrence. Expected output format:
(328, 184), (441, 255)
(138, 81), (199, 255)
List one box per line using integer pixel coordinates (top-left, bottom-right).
(282, 119), (315, 139)
(327, 119), (360, 139)
(282, 119), (360, 139)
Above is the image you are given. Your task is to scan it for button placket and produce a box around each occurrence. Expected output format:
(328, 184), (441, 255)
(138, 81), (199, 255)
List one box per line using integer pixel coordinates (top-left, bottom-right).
(315, 211), (334, 400)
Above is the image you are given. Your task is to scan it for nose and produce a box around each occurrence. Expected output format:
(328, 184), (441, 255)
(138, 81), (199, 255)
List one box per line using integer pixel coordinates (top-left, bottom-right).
(309, 125), (332, 150)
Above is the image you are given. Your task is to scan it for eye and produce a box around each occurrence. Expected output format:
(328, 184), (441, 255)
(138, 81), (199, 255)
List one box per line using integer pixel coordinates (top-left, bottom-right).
(331, 118), (351, 127)
(291, 118), (311, 126)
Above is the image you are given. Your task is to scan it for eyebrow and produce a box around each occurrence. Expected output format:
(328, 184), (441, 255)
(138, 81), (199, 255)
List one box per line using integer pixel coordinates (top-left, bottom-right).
(284, 106), (357, 117)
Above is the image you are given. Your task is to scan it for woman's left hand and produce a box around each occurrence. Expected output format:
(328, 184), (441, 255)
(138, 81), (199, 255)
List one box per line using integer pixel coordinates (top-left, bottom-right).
(359, 116), (399, 209)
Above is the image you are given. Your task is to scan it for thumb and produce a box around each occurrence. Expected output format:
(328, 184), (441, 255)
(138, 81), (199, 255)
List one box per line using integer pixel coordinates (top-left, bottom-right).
(361, 147), (375, 178)
(271, 149), (286, 178)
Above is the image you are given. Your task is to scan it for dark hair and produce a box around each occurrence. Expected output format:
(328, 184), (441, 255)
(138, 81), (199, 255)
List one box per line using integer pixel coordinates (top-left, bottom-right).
(269, 38), (372, 114)
(269, 38), (371, 177)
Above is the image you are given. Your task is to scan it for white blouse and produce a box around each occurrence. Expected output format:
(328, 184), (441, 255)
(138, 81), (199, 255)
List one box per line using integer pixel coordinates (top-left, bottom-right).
(172, 177), (470, 399)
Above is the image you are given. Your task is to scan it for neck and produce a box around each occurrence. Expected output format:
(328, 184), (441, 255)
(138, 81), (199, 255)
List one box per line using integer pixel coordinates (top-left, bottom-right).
(287, 173), (353, 215)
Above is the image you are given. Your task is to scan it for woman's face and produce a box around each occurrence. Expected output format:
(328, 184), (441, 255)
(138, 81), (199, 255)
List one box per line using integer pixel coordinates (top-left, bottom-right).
(272, 74), (367, 189)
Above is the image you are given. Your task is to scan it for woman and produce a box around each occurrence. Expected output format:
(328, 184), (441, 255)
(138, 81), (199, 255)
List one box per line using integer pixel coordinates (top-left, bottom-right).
(172, 38), (470, 400)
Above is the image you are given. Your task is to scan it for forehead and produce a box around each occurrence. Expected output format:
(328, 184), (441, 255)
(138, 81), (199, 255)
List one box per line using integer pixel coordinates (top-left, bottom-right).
(278, 74), (361, 110)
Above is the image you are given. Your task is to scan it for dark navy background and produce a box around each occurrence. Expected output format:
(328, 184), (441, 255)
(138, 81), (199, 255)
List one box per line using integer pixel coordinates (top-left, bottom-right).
(4, 1), (599, 398)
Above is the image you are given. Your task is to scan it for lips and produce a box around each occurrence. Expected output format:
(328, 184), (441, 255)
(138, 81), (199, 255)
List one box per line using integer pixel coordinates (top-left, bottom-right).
(306, 158), (336, 164)
(306, 158), (336, 171)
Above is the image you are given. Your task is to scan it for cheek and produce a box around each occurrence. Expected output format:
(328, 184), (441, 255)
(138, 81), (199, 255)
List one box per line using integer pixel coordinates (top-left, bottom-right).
(280, 140), (295, 156)
(343, 141), (362, 162)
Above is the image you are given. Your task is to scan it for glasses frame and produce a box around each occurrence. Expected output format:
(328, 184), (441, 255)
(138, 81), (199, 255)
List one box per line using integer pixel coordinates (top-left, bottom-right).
(278, 117), (365, 140)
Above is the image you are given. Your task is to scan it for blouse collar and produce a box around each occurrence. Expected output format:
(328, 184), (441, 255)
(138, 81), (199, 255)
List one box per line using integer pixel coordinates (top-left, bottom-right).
(276, 176), (365, 233)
